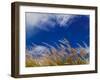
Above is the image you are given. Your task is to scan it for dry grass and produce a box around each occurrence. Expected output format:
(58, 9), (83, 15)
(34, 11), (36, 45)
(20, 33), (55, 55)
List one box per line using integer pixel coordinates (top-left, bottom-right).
(26, 39), (89, 67)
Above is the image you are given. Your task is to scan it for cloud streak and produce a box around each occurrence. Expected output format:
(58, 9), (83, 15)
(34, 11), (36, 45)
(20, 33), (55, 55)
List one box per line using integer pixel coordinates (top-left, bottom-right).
(25, 12), (75, 31)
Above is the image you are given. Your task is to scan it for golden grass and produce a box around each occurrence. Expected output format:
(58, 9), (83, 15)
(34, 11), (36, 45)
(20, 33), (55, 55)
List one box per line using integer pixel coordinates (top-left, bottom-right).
(26, 49), (89, 67)
(26, 39), (89, 67)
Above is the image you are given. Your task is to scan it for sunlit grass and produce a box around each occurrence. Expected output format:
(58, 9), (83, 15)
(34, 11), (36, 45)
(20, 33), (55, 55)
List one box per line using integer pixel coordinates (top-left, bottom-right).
(26, 39), (89, 67)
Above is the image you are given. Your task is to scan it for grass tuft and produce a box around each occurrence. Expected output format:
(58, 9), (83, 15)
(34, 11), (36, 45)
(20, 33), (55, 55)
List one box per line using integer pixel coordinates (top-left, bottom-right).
(26, 39), (89, 67)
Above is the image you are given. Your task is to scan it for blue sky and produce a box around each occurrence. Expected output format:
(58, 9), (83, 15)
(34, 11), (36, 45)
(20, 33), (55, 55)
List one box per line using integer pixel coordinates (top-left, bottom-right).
(25, 12), (89, 48)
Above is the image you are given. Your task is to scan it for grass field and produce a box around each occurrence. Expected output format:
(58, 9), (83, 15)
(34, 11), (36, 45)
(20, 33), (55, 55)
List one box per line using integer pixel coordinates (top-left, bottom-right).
(26, 39), (89, 67)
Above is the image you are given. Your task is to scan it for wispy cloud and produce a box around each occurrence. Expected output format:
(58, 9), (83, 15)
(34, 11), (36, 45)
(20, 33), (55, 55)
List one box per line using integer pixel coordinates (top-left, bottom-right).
(56, 15), (74, 27)
(26, 12), (75, 31)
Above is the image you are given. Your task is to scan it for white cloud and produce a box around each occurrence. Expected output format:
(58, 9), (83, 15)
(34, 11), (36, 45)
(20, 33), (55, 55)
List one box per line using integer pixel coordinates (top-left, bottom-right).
(26, 13), (53, 31)
(26, 13), (46, 27)
(56, 15), (74, 27)
(26, 12), (75, 31)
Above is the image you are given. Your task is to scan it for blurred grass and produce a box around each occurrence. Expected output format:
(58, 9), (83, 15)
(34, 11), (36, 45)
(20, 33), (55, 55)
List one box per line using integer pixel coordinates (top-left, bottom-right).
(26, 48), (89, 67)
(26, 39), (89, 67)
